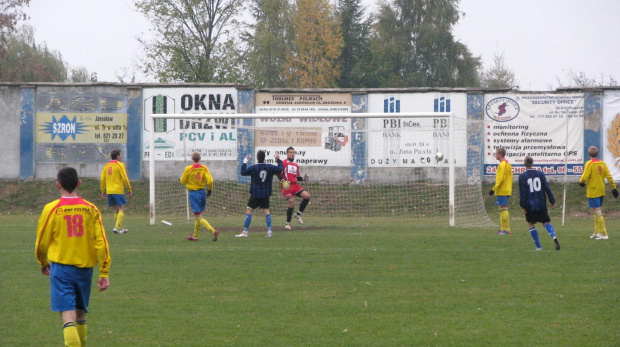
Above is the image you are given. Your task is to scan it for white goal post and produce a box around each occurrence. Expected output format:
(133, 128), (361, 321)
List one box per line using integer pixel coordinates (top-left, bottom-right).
(146, 112), (493, 228)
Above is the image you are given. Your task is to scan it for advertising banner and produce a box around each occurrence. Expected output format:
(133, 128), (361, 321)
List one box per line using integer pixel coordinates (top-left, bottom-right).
(143, 87), (238, 161)
(255, 93), (351, 113)
(603, 90), (620, 180)
(366, 93), (467, 167)
(254, 93), (352, 166)
(36, 113), (127, 143)
(483, 93), (584, 176)
(35, 94), (128, 162)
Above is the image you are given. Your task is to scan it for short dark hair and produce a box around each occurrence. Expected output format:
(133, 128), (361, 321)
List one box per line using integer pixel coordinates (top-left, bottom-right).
(191, 151), (201, 162)
(286, 146), (295, 153)
(57, 167), (79, 193)
(588, 146), (598, 158)
(257, 150), (266, 163)
(496, 147), (506, 156)
(111, 149), (121, 160)
(524, 156), (534, 168)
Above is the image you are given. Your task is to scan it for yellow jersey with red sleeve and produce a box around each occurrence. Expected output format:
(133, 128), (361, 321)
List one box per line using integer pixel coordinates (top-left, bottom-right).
(579, 159), (617, 198)
(180, 163), (214, 191)
(100, 160), (132, 195)
(35, 196), (111, 277)
(493, 159), (513, 196)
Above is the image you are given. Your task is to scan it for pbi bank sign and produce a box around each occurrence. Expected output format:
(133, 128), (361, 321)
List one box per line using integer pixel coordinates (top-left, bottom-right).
(485, 97), (520, 122)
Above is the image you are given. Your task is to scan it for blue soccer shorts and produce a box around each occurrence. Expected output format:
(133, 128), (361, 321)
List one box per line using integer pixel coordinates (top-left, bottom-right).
(495, 195), (509, 206)
(50, 262), (93, 312)
(588, 196), (604, 208)
(188, 189), (207, 214)
(107, 194), (127, 207)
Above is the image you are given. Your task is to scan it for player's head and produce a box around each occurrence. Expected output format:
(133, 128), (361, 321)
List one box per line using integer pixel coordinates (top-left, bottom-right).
(286, 146), (295, 161)
(588, 146), (599, 158)
(257, 150), (266, 163)
(524, 156), (534, 168)
(110, 149), (121, 160)
(495, 147), (506, 159)
(57, 167), (80, 193)
(191, 151), (201, 163)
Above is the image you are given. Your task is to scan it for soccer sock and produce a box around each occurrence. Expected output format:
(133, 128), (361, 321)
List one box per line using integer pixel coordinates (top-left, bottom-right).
(266, 214), (272, 230)
(544, 223), (556, 238)
(115, 210), (125, 229)
(593, 214), (599, 234)
(200, 218), (215, 234)
(596, 212), (607, 236)
(529, 228), (541, 249)
(299, 198), (310, 213)
(498, 208), (505, 230)
(193, 220), (200, 238)
(244, 214), (252, 231)
(287, 207), (294, 223)
(76, 320), (87, 346)
(114, 213), (118, 222)
(63, 322), (81, 347)
(499, 208), (510, 232)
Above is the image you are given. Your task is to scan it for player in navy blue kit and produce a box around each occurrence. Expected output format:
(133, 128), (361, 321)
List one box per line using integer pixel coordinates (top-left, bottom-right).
(236, 150), (283, 238)
(518, 156), (560, 250)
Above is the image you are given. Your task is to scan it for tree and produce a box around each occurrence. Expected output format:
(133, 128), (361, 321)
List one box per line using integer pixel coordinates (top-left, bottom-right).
(68, 66), (92, 83)
(244, 0), (292, 88)
(479, 49), (517, 89)
(335, 0), (373, 88)
(369, 0), (480, 87)
(212, 38), (250, 84)
(0, 25), (67, 82)
(116, 67), (137, 83)
(554, 69), (617, 89)
(284, 0), (343, 88)
(135, 0), (245, 82)
(0, 0), (31, 36)
(1, 0), (32, 80)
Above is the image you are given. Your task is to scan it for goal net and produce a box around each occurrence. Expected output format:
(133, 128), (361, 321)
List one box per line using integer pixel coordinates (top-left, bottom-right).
(146, 113), (493, 228)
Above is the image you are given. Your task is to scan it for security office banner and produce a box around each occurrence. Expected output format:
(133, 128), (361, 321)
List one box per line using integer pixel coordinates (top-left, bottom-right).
(483, 93), (584, 176)
(142, 87), (238, 161)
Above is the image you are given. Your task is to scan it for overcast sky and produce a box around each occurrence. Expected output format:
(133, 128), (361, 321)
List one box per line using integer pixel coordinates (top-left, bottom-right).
(25, 0), (620, 90)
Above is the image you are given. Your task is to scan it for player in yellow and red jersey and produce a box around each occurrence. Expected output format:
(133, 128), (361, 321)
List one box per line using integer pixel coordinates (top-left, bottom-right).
(278, 146), (311, 230)
(35, 167), (111, 347)
(490, 147), (513, 235)
(100, 149), (133, 234)
(180, 151), (219, 241)
(579, 146), (618, 240)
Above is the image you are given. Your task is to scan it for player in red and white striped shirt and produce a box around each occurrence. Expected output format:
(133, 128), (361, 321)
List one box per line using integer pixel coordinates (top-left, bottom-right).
(278, 146), (311, 230)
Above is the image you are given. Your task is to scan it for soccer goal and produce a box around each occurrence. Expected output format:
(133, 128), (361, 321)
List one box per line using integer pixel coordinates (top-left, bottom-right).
(146, 112), (493, 228)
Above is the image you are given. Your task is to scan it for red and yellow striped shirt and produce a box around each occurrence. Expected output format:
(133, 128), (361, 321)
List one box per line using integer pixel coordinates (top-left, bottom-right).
(579, 159), (616, 198)
(100, 160), (132, 195)
(180, 163), (214, 191)
(35, 196), (111, 277)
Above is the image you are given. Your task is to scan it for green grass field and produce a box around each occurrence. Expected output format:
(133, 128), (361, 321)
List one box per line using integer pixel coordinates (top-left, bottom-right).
(2, 210), (619, 346)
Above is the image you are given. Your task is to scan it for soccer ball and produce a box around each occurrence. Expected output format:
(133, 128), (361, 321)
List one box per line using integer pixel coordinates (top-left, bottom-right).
(435, 152), (444, 162)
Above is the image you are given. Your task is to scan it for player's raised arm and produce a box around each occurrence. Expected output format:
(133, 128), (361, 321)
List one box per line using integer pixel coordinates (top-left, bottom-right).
(241, 155), (252, 176)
